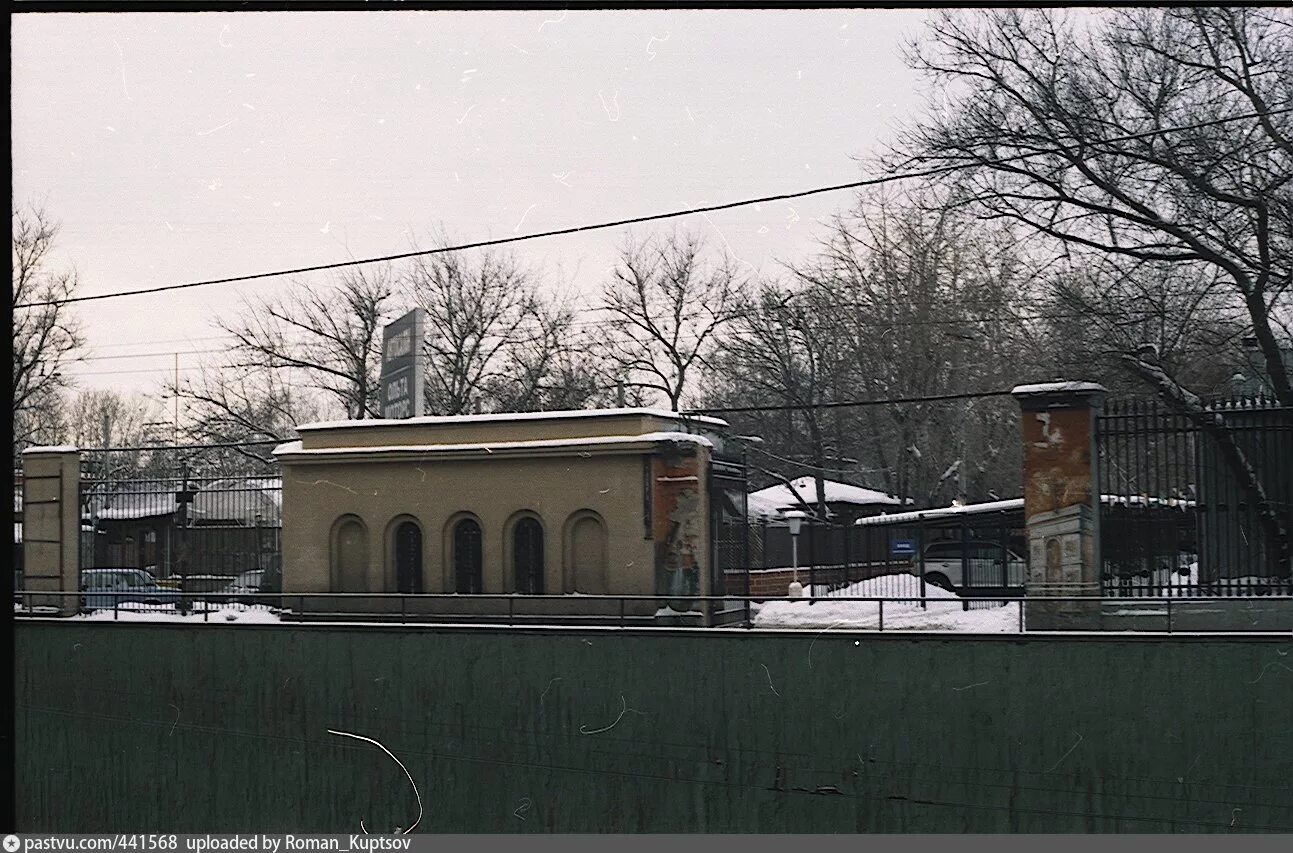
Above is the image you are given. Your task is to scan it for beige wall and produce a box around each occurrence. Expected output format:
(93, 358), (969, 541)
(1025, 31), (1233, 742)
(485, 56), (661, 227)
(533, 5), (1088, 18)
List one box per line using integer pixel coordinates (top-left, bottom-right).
(281, 451), (685, 598)
(20, 448), (81, 615)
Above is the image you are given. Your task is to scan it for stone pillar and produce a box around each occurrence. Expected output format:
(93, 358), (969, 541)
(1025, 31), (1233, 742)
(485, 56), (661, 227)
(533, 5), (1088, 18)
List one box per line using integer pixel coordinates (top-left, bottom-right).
(20, 446), (81, 616)
(1011, 383), (1106, 631)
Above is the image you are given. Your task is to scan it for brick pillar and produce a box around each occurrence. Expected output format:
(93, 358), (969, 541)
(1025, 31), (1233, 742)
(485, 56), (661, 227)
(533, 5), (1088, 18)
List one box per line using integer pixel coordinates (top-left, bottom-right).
(20, 446), (81, 616)
(1011, 383), (1106, 631)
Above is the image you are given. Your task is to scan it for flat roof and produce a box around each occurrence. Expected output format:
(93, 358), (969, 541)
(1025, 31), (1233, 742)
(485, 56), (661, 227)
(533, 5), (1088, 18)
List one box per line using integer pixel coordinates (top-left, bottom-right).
(296, 407), (729, 432)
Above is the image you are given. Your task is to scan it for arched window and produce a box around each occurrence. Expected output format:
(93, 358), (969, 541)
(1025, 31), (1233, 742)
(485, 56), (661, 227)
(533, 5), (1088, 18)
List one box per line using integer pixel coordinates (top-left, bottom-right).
(331, 516), (369, 593)
(566, 511), (608, 594)
(513, 517), (544, 595)
(393, 520), (423, 594)
(453, 518), (483, 594)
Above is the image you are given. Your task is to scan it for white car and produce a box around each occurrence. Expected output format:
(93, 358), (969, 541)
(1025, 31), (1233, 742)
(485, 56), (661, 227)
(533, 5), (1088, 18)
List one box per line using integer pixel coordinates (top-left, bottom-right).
(913, 541), (1027, 592)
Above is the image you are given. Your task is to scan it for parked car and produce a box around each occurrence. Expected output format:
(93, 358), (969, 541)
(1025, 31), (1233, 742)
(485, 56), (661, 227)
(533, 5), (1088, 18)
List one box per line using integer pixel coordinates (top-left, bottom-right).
(910, 541), (1027, 593)
(219, 567), (282, 605)
(142, 567), (181, 590)
(80, 568), (181, 611)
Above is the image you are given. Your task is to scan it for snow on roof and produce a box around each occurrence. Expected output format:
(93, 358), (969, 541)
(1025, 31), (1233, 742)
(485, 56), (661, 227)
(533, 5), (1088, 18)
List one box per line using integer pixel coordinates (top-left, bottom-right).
(746, 491), (787, 521)
(749, 477), (904, 513)
(1010, 381), (1107, 396)
(20, 445), (78, 454)
(855, 498), (1025, 526)
(83, 479), (282, 524)
(296, 407), (729, 431)
(274, 430), (714, 458)
(855, 493), (1196, 526)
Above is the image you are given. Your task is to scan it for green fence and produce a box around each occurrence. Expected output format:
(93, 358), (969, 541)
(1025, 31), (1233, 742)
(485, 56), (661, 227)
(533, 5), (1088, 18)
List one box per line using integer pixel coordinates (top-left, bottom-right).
(15, 622), (1293, 832)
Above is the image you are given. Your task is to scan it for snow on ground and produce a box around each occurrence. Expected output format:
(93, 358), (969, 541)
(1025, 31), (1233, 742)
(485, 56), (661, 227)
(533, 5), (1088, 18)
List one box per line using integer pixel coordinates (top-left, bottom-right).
(754, 574), (1021, 632)
(73, 604), (282, 623)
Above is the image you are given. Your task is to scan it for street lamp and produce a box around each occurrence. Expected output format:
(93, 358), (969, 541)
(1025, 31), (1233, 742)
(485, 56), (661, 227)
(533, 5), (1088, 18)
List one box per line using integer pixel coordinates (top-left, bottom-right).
(784, 510), (807, 598)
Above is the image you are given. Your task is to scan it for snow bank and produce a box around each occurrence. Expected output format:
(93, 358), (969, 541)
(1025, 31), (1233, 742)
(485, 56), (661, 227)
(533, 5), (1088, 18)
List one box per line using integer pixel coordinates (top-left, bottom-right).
(76, 605), (282, 624)
(753, 574), (1021, 632)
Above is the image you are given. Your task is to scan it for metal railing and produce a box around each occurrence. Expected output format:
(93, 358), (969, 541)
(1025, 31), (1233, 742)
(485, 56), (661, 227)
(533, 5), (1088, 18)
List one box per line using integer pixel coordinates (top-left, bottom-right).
(14, 589), (1292, 633)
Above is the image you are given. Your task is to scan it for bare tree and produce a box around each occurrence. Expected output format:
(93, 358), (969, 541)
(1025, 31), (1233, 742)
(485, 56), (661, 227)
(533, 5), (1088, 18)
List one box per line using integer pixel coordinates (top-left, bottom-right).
(486, 303), (610, 412)
(790, 191), (1033, 504)
(600, 230), (745, 410)
(710, 282), (845, 520)
(902, 7), (1293, 403)
(218, 265), (397, 420)
(403, 240), (562, 415)
(12, 203), (84, 452)
(62, 389), (159, 448)
(169, 361), (320, 467)
(1040, 257), (1252, 397)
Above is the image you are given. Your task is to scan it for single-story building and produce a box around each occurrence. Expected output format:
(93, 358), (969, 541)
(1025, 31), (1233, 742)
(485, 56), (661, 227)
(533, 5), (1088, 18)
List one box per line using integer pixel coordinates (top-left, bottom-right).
(271, 408), (750, 623)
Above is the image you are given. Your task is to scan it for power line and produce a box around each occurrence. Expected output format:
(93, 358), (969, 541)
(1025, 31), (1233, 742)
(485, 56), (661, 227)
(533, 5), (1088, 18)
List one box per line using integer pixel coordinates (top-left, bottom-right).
(66, 301), (1252, 365)
(14, 107), (1289, 310)
(73, 348), (226, 363)
(87, 335), (230, 349)
(65, 362), (266, 378)
(686, 390), (1016, 415)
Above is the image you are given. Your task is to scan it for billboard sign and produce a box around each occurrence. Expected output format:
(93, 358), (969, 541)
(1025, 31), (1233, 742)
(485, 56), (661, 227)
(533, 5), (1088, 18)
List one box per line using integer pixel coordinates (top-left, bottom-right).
(380, 309), (425, 419)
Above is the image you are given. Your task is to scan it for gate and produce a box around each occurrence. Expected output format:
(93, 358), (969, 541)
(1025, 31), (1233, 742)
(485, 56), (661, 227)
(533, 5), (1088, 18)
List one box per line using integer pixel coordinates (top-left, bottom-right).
(709, 454), (750, 600)
(1096, 398), (1292, 596)
(78, 443), (283, 588)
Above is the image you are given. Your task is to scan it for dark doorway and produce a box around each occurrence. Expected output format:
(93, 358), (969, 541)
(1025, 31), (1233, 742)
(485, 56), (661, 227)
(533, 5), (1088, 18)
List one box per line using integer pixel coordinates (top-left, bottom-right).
(453, 518), (483, 594)
(394, 521), (423, 594)
(513, 518), (544, 594)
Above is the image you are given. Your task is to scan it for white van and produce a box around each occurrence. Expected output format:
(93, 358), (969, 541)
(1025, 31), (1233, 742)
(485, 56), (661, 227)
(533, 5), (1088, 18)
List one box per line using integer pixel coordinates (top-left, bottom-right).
(915, 541), (1027, 592)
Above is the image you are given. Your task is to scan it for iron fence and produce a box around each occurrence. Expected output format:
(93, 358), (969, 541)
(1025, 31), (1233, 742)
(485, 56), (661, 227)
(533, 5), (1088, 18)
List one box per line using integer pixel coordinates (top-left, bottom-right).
(727, 509), (1026, 603)
(1097, 397), (1293, 597)
(78, 445), (282, 585)
(14, 590), (1293, 633)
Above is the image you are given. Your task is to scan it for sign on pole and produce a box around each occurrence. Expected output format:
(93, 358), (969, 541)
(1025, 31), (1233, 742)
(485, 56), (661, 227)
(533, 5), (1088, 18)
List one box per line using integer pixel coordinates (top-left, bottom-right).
(380, 309), (425, 419)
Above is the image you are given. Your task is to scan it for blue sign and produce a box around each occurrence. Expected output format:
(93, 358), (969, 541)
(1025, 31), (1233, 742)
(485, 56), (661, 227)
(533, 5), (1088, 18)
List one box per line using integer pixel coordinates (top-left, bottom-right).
(891, 539), (916, 556)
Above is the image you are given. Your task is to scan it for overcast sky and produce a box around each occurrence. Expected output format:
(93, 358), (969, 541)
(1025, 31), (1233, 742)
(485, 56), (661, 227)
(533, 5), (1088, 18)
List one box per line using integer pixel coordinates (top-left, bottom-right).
(13, 9), (933, 399)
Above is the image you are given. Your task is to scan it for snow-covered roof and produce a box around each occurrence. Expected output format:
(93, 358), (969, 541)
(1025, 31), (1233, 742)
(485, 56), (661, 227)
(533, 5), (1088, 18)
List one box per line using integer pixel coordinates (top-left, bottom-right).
(855, 493), (1196, 526)
(82, 479), (282, 524)
(296, 407), (729, 431)
(1011, 382), (1107, 396)
(746, 491), (787, 521)
(855, 498), (1025, 527)
(275, 431), (714, 459)
(749, 477), (904, 515)
(20, 445), (79, 454)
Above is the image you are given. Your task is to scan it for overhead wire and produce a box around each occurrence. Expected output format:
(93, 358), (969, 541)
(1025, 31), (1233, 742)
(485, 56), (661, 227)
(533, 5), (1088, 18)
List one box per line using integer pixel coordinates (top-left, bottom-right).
(14, 107), (1290, 310)
(64, 301), (1251, 366)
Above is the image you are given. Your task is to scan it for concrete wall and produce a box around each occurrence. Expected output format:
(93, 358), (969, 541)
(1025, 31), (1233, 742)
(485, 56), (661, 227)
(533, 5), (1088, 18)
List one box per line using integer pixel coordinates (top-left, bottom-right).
(15, 622), (1292, 832)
